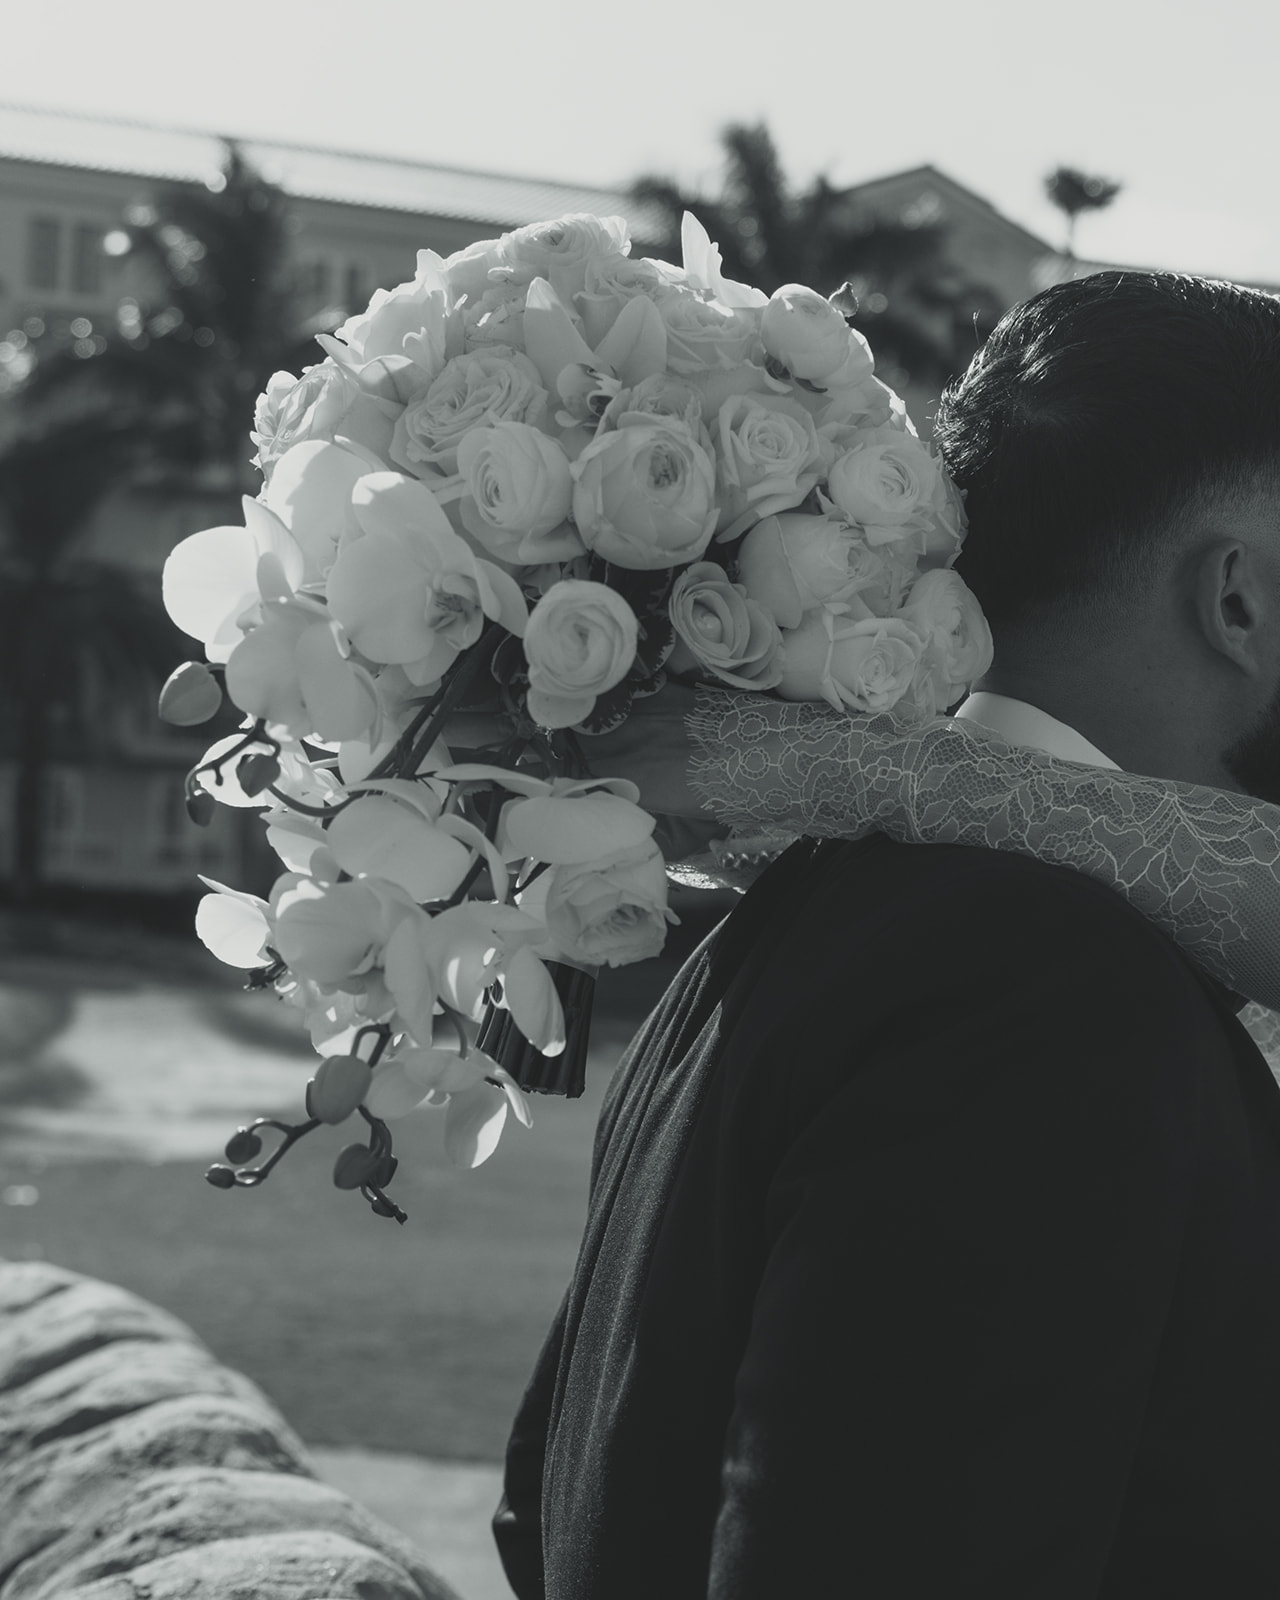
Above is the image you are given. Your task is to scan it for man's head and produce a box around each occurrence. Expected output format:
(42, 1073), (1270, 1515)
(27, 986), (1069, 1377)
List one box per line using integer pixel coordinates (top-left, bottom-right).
(937, 270), (1280, 798)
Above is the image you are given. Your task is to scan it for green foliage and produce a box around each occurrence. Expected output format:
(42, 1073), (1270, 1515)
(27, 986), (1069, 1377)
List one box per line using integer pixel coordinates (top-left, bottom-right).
(19, 143), (331, 491)
(633, 122), (1005, 396)
(1044, 166), (1122, 257)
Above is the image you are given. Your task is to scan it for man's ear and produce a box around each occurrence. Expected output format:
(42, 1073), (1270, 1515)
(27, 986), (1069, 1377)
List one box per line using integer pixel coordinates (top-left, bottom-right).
(1192, 540), (1273, 676)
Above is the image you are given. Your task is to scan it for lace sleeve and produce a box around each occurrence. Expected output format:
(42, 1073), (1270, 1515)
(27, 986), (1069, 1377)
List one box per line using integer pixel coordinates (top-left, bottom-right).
(687, 687), (1280, 1015)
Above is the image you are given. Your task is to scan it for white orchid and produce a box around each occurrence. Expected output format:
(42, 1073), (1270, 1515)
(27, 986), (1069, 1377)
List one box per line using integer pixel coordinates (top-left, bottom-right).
(326, 471), (528, 686)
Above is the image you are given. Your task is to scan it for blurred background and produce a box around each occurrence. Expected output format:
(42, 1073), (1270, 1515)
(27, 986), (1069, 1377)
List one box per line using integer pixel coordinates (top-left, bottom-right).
(0, 1), (1276, 1594)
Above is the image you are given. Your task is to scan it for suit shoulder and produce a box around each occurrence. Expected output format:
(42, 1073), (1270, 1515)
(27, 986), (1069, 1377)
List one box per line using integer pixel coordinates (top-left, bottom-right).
(807, 835), (1212, 1007)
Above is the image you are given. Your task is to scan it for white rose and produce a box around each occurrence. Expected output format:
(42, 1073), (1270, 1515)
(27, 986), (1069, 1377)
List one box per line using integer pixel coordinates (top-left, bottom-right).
(737, 512), (912, 630)
(826, 425), (945, 530)
(571, 418), (718, 571)
(455, 421), (583, 566)
(523, 579), (639, 729)
(251, 363), (398, 480)
(761, 284), (873, 385)
(656, 286), (759, 375)
(899, 568), (993, 702)
(391, 347), (549, 479)
(668, 561), (782, 690)
(777, 609), (924, 715)
(714, 392), (824, 540)
(578, 254), (664, 348)
(442, 235), (512, 302)
(545, 837), (676, 968)
(598, 372), (703, 434)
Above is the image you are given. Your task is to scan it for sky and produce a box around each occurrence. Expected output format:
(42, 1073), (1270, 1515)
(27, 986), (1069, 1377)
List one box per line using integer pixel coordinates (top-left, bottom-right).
(9, 0), (1280, 283)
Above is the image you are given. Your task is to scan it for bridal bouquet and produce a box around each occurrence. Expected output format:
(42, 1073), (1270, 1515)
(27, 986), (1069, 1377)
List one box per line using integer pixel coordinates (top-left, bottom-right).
(159, 210), (991, 1219)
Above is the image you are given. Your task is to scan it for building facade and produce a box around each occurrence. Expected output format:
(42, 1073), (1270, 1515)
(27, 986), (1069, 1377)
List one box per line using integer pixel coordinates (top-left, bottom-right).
(0, 106), (1061, 900)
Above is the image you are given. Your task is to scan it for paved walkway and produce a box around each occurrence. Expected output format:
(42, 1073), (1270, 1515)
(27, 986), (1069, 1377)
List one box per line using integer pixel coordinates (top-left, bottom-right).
(0, 958), (539, 1600)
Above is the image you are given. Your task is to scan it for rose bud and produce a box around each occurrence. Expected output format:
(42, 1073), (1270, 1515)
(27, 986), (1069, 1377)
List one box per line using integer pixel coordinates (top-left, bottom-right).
(158, 661), (223, 726)
(777, 609), (925, 716)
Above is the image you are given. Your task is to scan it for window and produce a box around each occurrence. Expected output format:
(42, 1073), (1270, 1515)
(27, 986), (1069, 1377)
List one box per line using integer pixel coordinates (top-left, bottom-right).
(344, 263), (365, 310)
(300, 259), (331, 301)
(26, 217), (62, 290)
(71, 224), (103, 296)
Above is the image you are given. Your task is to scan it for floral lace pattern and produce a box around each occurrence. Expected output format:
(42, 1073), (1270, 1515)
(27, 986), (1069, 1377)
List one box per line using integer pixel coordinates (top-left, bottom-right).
(688, 690), (1280, 1021)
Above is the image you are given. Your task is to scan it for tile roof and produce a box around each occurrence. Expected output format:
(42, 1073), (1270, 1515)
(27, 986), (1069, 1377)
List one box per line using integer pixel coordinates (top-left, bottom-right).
(0, 102), (669, 243)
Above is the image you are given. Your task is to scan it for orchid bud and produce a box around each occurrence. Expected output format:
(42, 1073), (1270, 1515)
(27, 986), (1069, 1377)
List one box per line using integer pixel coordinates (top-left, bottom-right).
(185, 789), (216, 827)
(236, 752), (280, 798)
(224, 1127), (263, 1164)
(307, 1055), (373, 1125)
(158, 661), (223, 726)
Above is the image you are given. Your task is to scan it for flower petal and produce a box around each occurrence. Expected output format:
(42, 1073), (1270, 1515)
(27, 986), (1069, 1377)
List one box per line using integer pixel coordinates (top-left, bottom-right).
(194, 889), (271, 967)
(327, 796), (472, 901)
(264, 441), (369, 580)
(594, 293), (667, 387)
(162, 524), (260, 655)
(504, 793), (655, 864)
(295, 622), (379, 741)
(365, 1058), (433, 1119)
(444, 1080), (509, 1168)
(522, 277), (595, 393)
(503, 944), (565, 1055)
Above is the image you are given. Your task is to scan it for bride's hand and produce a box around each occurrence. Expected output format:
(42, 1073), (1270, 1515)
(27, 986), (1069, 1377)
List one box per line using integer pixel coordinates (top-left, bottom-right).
(577, 680), (712, 820)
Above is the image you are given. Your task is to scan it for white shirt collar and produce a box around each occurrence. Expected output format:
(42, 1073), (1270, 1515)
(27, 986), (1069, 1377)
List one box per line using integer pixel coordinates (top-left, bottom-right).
(955, 691), (1120, 770)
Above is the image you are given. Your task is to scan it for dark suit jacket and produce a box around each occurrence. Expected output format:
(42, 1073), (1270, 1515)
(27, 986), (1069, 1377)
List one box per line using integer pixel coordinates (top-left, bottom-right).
(493, 836), (1280, 1598)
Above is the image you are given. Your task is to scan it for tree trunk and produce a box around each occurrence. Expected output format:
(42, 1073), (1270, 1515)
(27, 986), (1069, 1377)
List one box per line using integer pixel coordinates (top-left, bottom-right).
(11, 601), (50, 906)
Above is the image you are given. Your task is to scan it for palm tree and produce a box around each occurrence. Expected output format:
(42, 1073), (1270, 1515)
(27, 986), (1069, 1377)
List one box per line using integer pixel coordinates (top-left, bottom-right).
(0, 415), (184, 902)
(633, 123), (1004, 397)
(20, 143), (332, 495)
(1, 144), (323, 902)
(1044, 166), (1122, 260)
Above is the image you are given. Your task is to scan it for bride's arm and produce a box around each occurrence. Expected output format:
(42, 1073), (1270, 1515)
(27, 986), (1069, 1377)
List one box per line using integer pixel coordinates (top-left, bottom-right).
(682, 686), (1280, 1013)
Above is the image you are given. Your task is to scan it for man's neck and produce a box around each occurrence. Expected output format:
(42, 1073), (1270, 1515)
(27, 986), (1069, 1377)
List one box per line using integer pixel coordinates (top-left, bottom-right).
(978, 663), (1241, 792)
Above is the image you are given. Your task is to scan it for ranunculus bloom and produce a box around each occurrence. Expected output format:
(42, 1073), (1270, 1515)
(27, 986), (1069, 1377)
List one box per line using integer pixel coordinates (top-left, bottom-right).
(571, 418), (718, 570)
(899, 568), (994, 707)
(326, 473), (527, 686)
(544, 837), (676, 968)
(522, 579), (638, 729)
(391, 347), (549, 478)
(455, 421), (582, 565)
(459, 281), (530, 352)
(777, 609), (925, 716)
(826, 426), (947, 530)
(667, 561), (782, 690)
(761, 284), (872, 385)
(251, 363), (398, 481)
(713, 393), (824, 540)
(737, 512), (913, 630)
(503, 214), (632, 301)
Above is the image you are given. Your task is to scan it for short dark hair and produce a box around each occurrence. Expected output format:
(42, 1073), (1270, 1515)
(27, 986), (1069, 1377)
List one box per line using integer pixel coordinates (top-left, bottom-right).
(937, 271), (1280, 634)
